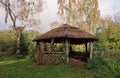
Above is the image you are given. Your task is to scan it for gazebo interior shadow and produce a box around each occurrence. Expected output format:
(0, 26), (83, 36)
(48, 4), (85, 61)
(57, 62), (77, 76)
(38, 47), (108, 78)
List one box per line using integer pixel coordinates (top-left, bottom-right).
(70, 51), (89, 62)
(69, 50), (90, 66)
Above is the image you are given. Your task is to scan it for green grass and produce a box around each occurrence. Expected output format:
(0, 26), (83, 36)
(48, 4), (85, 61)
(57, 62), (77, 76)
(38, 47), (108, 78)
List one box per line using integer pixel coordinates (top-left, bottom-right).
(0, 58), (89, 78)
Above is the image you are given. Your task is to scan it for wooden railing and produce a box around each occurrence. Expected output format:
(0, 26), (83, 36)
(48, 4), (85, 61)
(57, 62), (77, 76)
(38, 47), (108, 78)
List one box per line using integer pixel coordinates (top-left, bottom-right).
(42, 51), (65, 54)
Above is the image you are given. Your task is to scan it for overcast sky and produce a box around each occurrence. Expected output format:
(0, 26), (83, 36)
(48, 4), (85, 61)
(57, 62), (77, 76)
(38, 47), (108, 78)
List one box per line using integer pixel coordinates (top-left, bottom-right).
(0, 0), (120, 33)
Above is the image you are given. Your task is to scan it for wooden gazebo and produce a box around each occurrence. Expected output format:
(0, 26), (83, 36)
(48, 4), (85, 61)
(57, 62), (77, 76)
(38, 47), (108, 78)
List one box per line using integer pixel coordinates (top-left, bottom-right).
(33, 24), (98, 65)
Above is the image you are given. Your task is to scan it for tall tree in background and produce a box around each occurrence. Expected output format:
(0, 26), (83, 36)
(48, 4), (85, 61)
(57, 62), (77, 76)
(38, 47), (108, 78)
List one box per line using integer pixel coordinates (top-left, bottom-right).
(105, 16), (120, 50)
(50, 21), (61, 29)
(94, 13), (120, 51)
(0, 0), (44, 54)
(57, 0), (100, 34)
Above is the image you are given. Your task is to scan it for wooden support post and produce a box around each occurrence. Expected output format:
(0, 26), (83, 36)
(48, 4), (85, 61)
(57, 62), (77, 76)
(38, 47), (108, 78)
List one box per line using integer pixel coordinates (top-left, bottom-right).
(40, 42), (45, 64)
(35, 41), (40, 65)
(89, 42), (93, 59)
(41, 42), (45, 52)
(65, 39), (69, 63)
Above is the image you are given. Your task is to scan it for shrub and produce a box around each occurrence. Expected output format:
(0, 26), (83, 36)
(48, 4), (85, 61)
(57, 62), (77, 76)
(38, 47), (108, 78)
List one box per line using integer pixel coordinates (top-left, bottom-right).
(89, 51), (120, 78)
(103, 51), (120, 78)
(22, 30), (40, 58)
(0, 30), (17, 58)
(19, 32), (29, 55)
(86, 51), (106, 69)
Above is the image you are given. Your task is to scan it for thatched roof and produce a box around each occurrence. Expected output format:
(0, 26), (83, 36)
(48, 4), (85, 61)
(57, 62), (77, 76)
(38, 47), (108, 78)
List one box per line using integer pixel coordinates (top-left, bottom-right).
(34, 24), (98, 44)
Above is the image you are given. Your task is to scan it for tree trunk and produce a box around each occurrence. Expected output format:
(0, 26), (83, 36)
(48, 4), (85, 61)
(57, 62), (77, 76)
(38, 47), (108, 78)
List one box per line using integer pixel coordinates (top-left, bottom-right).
(15, 32), (21, 57)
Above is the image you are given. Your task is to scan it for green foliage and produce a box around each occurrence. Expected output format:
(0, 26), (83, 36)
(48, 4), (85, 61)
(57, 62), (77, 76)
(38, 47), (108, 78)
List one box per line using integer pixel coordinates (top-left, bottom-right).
(106, 58), (120, 78)
(94, 30), (109, 51)
(46, 38), (55, 52)
(92, 15), (120, 78)
(72, 45), (85, 52)
(86, 51), (106, 69)
(91, 65), (113, 78)
(88, 51), (120, 78)
(19, 33), (29, 55)
(46, 42), (66, 52)
(0, 30), (40, 59)
(104, 51), (120, 78)
(21, 30), (40, 58)
(95, 17), (120, 51)
(106, 24), (120, 50)
(58, 44), (65, 52)
(0, 30), (17, 58)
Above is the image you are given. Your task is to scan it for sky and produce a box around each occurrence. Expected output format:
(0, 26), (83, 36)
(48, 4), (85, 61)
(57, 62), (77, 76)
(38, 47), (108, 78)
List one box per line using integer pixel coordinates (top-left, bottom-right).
(0, 0), (120, 33)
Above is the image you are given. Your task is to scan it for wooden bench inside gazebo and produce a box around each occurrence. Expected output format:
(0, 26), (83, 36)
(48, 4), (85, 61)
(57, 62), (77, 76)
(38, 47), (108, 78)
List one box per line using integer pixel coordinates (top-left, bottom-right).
(33, 24), (98, 65)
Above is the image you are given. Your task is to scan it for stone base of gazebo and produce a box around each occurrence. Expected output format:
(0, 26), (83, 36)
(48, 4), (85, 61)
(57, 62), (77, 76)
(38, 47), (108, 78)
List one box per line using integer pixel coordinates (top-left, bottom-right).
(36, 52), (66, 65)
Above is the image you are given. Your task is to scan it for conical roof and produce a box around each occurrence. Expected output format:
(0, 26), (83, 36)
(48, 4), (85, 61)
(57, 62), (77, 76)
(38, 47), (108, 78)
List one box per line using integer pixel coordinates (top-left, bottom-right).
(34, 24), (98, 44)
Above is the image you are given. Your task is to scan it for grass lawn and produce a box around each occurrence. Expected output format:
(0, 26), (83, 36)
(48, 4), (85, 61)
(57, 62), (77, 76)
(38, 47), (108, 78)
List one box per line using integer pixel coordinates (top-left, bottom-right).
(0, 58), (91, 78)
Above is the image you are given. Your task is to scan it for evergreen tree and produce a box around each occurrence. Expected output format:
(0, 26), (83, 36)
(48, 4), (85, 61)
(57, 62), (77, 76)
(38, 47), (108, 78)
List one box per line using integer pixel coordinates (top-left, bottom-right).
(19, 33), (29, 55)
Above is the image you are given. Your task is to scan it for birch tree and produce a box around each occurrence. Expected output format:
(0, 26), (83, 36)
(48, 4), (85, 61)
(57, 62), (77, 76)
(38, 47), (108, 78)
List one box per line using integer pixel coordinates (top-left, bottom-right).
(50, 21), (61, 29)
(0, 0), (44, 54)
(57, 0), (100, 34)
